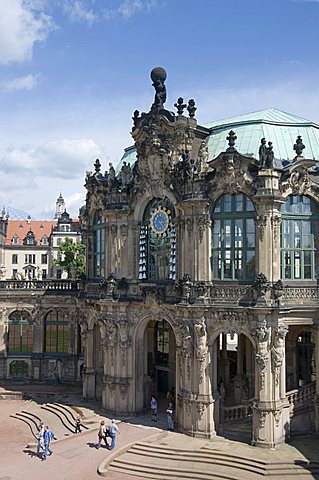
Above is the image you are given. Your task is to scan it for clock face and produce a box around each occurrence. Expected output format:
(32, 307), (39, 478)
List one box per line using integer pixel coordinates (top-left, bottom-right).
(151, 210), (169, 234)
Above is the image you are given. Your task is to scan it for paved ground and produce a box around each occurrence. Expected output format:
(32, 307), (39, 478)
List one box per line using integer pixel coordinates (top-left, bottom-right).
(1, 385), (319, 480)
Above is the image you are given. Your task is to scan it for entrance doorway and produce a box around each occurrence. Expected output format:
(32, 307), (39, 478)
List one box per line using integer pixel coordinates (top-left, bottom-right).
(143, 319), (176, 409)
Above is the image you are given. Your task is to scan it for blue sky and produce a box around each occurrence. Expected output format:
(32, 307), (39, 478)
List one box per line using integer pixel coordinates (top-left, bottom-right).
(0, 0), (319, 218)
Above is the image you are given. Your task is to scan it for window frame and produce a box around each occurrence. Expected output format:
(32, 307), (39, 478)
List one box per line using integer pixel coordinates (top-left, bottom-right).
(280, 195), (319, 281)
(211, 193), (256, 281)
(44, 310), (69, 354)
(7, 311), (33, 355)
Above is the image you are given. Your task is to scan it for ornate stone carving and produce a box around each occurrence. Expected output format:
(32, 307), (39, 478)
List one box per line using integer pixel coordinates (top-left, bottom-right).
(99, 273), (117, 298)
(271, 324), (288, 385)
(196, 215), (210, 243)
(151, 67), (167, 110)
(176, 321), (193, 380)
(118, 317), (131, 366)
(120, 224), (128, 245)
(213, 310), (255, 337)
(175, 273), (193, 303)
(290, 167), (310, 194)
(119, 383), (129, 399)
(293, 135), (305, 157)
(257, 215), (267, 241)
(174, 97), (186, 115)
(271, 215), (281, 241)
(194, 317), (208, 384)
(253, 273), (271, 304)
(187, 99), (197, 118)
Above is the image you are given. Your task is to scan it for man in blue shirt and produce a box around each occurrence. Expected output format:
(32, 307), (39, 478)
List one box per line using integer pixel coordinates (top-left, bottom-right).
(42, 426), (54, 461)
(108, 419), (120, 450)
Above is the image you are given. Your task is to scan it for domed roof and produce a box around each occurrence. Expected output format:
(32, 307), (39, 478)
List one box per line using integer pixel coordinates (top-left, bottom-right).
(115, 108), (319, 172)
(206, 108), (319, 166)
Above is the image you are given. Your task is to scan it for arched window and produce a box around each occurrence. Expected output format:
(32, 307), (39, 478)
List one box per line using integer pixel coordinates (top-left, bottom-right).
(45, 310), (69, 353)
(8, 311), (33, 353)
(281, 195), (319, 280)
(92, 211), (105, 278)
(211, 193), (256, 280)
(139, 198), (176, 281)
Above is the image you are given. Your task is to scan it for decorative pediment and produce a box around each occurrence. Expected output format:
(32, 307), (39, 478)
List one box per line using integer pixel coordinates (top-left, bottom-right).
(280, 158), (317, 195)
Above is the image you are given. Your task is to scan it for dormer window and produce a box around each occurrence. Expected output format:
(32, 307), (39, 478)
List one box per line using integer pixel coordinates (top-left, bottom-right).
(24, 230), (36, 246)
(41, 235), (48, 245)
(12, 235), (19, 245)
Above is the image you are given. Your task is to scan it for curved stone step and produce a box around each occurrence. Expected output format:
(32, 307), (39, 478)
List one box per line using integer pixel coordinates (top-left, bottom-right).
(40, 404), (74, 433)
(131, 443), (268, 473)
(52, 403), (89, 430)
(10, 413), (38, 438)
(109, 457), (250, 480)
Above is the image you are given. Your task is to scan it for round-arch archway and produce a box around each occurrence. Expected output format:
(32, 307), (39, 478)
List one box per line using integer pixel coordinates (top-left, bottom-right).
(134, 316), (177, 414)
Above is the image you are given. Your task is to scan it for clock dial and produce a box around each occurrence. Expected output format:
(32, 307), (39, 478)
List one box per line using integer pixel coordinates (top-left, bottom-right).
(151, 209), (169, 234)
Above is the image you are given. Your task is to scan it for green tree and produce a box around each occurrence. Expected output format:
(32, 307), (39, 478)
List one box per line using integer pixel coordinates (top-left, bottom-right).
(53, 238), (85, 279)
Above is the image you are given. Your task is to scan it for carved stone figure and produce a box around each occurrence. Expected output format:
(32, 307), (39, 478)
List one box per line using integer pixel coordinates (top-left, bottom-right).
(194, 317), (207, 351)
(118, 319), (130, 349)
(174, 97), (186, 115)
(259, 138), (268, 168)
(107, 320), (117, 347)
(151, 67), (167, 109)
(265, 142), (274, 169)
(108, 163), (116, 188)
(120, 161), (131, 188)
(187, 99), (197, 118)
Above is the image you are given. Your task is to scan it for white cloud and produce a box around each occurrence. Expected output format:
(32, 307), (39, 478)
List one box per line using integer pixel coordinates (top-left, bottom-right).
(103, 0), (158, 21)
(0, 138), (104, 178)
(0, 74), (40, 92)
(62, 0), (98, 25)
(0, 0), (55, 64)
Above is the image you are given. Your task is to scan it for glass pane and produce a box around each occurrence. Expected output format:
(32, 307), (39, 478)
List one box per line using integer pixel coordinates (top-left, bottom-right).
(294, 252), (301, 279)
(284, 251), (292, 279)
(234, 220), (243, 248)
(223, 251), (232, 278)
(235, 194), (243, 212)
(224, 195), (232, 212)
(224, 221), (231, 248)
(246, 251), (255, 279)
(246, 197), (254, 211)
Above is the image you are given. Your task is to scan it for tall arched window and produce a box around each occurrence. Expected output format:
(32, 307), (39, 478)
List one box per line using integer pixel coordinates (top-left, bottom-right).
(139, 198), (176, 281)
(45, 310), (69, 353)
(92, 211), (105, 278)
(8, 311), (33, 353)
(281, 195), (319, 280)
(211, 193), (256, 280)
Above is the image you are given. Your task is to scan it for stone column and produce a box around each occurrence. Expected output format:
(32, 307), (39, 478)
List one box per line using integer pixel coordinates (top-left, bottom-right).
(252, 318), (290, 448)
(254, 170), (283, 283)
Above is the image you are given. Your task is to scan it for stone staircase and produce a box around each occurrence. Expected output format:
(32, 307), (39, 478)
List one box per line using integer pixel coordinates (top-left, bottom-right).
(106, 441), (319, 479)
(10, 400), (103, 442)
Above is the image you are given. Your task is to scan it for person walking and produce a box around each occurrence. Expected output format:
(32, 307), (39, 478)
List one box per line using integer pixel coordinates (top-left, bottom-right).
(74, 415), (82, 433)
(42, 426), (54, 461)
(36, 421), (45, 458)
(150, 396), (158, 422)
(96, 420), (109, 449)
(108, 419), (120, 450)
(166, 402), (174, 431)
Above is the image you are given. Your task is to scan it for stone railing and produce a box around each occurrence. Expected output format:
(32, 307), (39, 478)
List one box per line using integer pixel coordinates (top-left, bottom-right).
(0, 279), (81, 292)
(223, 401), (253, 422)
(281, 287), (319, 303)
(286, 382), (316, 413)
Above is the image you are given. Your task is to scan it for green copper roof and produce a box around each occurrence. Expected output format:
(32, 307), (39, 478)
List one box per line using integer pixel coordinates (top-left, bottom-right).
(206, 108), (319, 165)
(116, 108), (319, 172)
(115, 145), (137, 175)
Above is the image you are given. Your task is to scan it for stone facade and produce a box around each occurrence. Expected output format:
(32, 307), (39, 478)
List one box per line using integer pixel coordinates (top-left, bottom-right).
(76, 68), (319, 447)
(1, 69), (319, 449)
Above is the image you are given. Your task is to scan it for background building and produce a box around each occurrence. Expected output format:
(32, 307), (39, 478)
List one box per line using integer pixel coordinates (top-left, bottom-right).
(2, 193), (81, 280)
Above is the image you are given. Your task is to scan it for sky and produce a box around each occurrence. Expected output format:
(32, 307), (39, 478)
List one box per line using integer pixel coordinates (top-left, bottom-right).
(1, 0), (319, 219)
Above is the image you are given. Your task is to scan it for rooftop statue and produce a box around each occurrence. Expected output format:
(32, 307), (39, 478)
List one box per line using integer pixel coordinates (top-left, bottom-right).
(266, 141), (274, 169)
(259, 138), (268, 168)
(151, 67), (167, 110)
(293, 135), (305, 157)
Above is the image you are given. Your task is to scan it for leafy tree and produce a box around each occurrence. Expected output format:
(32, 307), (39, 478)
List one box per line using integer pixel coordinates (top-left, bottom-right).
(53, 238), (85, 279)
